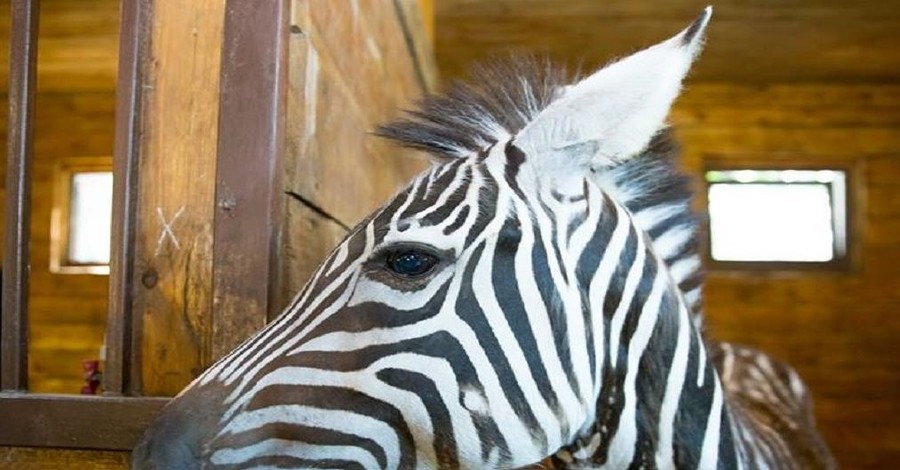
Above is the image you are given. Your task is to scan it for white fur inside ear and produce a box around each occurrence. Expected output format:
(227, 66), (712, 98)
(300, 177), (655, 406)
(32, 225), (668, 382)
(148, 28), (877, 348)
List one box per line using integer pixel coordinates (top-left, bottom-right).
(514, 9), (711, 174)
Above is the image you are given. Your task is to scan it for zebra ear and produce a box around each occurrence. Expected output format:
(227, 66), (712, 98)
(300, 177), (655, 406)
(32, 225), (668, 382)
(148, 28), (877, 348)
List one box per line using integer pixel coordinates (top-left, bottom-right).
(514, 7), (711, 173)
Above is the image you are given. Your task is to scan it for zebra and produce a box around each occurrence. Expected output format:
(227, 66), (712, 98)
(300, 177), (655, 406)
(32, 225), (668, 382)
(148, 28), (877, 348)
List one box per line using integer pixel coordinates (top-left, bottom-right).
(133, 7), (835, 469)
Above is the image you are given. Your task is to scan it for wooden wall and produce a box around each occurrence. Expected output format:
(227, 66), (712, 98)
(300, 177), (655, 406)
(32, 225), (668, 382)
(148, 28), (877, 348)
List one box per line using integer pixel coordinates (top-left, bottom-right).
(432, 2), (900, 465)
(0, 0), (432, 397)
(671, 83), (900, 468)
(0, 0), (434, 467)
(278, 0), (431, 308)
(132, 0), (433, 399)
(0, 0), (119, 394)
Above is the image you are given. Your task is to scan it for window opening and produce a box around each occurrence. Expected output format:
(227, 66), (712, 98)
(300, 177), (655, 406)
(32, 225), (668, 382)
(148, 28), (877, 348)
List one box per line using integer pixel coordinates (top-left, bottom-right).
(50, 160), (113, 275)
(705, 169), (848, 265)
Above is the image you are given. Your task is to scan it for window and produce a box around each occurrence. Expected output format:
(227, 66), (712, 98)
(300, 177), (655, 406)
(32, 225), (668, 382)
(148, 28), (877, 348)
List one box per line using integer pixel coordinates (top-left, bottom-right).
(50, 158), (114, 275)
(705, 169), (849, 267)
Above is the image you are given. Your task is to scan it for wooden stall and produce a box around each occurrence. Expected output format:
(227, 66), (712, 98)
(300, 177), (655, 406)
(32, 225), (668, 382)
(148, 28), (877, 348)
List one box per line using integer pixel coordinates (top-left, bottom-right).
(0, 0), (434, 467)
(675, 82), (900, 470)
(2, 0), (897, 467)
(0, 0), (117, 395)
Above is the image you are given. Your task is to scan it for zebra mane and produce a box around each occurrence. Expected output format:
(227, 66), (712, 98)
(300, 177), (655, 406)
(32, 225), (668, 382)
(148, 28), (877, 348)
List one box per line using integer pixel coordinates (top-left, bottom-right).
(378, 56), (704, 316)
(376, 56), (568, 158)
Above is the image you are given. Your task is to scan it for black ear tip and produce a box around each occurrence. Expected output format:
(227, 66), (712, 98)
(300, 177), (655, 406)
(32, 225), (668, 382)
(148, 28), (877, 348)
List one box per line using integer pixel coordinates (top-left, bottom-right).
(681, 6), (713, 46)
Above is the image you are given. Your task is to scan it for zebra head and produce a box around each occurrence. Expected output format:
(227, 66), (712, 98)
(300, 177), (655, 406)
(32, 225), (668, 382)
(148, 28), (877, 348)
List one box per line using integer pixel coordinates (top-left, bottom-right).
(135, 8), (714, 469)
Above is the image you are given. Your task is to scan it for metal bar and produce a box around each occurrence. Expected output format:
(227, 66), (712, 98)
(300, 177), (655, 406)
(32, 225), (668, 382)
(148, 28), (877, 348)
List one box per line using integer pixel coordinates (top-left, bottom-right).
(105, 0), (149, 396)
(1, 0), (40, 392)
(0, 393), (168, 449)
(210, 0), (288, 357)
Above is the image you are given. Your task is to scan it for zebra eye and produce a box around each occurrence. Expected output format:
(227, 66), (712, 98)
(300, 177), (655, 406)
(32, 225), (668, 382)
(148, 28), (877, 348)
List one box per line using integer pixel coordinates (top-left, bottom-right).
(385, 250), (439, 277)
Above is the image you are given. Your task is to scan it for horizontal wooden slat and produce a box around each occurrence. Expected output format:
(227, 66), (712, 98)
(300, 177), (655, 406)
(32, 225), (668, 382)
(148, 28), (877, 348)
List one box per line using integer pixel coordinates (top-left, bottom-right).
(673, 80), (900, 467)
(670, 84), (900, 133)
(29, 348), (104, 394)
(0, 394), (168, 450)
(0, 0), (119, 93)
(0, 447), (128, 470)
(435, 0), (900, 84)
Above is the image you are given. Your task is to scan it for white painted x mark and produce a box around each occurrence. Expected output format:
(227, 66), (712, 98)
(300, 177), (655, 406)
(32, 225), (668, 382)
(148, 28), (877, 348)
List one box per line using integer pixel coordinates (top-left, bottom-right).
(155, 206), (185, 256)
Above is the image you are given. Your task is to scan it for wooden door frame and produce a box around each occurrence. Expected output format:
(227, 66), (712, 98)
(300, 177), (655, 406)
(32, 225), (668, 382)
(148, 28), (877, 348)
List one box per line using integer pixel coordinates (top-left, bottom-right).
(0, 0), (287, 451)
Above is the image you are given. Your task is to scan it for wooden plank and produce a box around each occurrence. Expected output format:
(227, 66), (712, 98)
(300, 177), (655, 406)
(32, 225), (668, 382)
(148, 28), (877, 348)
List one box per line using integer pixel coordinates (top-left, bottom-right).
(28, 296), (108, 325)
(303, 0), (426, 128)
(417, 0), (435, 46)
(434, 0), (900, 84)
(0, 94), (114, 394)
(105, 0), (148, 397)
(2, 0), (39, 392)
(286, 1), (428, 224)
(280, 1), (431, 306)
(29, 349), (105, 394)
(211, 0), (288, 357)
(0, 0), (120, 93)
(0, 447), (128, 470)
(0, 393), (167, 450)
(131, 0), (225, 396)
(394, 0), (439, 92)
(673, 83), (900, 468)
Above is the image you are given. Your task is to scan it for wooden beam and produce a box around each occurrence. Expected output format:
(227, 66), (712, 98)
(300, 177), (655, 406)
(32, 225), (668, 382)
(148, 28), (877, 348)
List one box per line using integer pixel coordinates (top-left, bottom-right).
(105, 0), (148, 397)
(131, 0), (225, 396)
(0, 447), (128, 469)
(0, 393), (167, 450)
(1, 0), (39, 392)
(211, 0), (289, 358)
(434, 0), (900, 84)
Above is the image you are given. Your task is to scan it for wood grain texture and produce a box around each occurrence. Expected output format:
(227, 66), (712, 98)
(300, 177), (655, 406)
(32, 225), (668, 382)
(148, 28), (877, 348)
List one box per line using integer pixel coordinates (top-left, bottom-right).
(0, 394), (167, 450)
(2, 0), (40, 392)
(211, 0), (288, 358)
(278, 0), (432, 306)
(0, 447), (128, 470)
(434, 0), (900, 84)
(0, 0), (119, 93)
(670, 83), (900, 468)
(132, 0), (224, 396)
(0, 92), (115, 394)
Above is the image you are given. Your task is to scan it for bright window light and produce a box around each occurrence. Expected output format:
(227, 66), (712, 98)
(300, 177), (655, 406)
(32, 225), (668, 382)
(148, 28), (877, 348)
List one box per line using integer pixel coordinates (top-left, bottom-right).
(706, 169), (847, 263)
(68, 172), (113, 265)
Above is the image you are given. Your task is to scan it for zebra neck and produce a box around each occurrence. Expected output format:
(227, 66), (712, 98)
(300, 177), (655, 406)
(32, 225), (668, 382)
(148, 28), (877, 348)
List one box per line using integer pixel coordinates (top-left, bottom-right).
(553, 331), (737, 468)
(554, 241), (736, 468)
(592, 133), (704, 320)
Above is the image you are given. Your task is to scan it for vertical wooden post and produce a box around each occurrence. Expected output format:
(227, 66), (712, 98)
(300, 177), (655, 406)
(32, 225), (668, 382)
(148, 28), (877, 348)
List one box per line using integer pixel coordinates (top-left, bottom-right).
(1, 0), (40, 392)
(105, 0), (149, 397)
(211, 0), (289, 358)
(131, 0), (226, 396)
(122, 0), (286, 396)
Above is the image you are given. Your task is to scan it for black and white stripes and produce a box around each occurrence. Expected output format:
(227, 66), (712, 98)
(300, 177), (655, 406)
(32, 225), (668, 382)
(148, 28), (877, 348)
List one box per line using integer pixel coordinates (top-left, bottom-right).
(135, 141), (736, 468)
(134, 9), (834, 469)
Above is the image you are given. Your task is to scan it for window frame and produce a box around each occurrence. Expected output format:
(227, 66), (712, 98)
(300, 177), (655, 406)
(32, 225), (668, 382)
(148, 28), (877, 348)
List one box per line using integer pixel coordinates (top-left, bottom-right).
(702, 161), (858, 273)
(49, 157), (114, 275)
